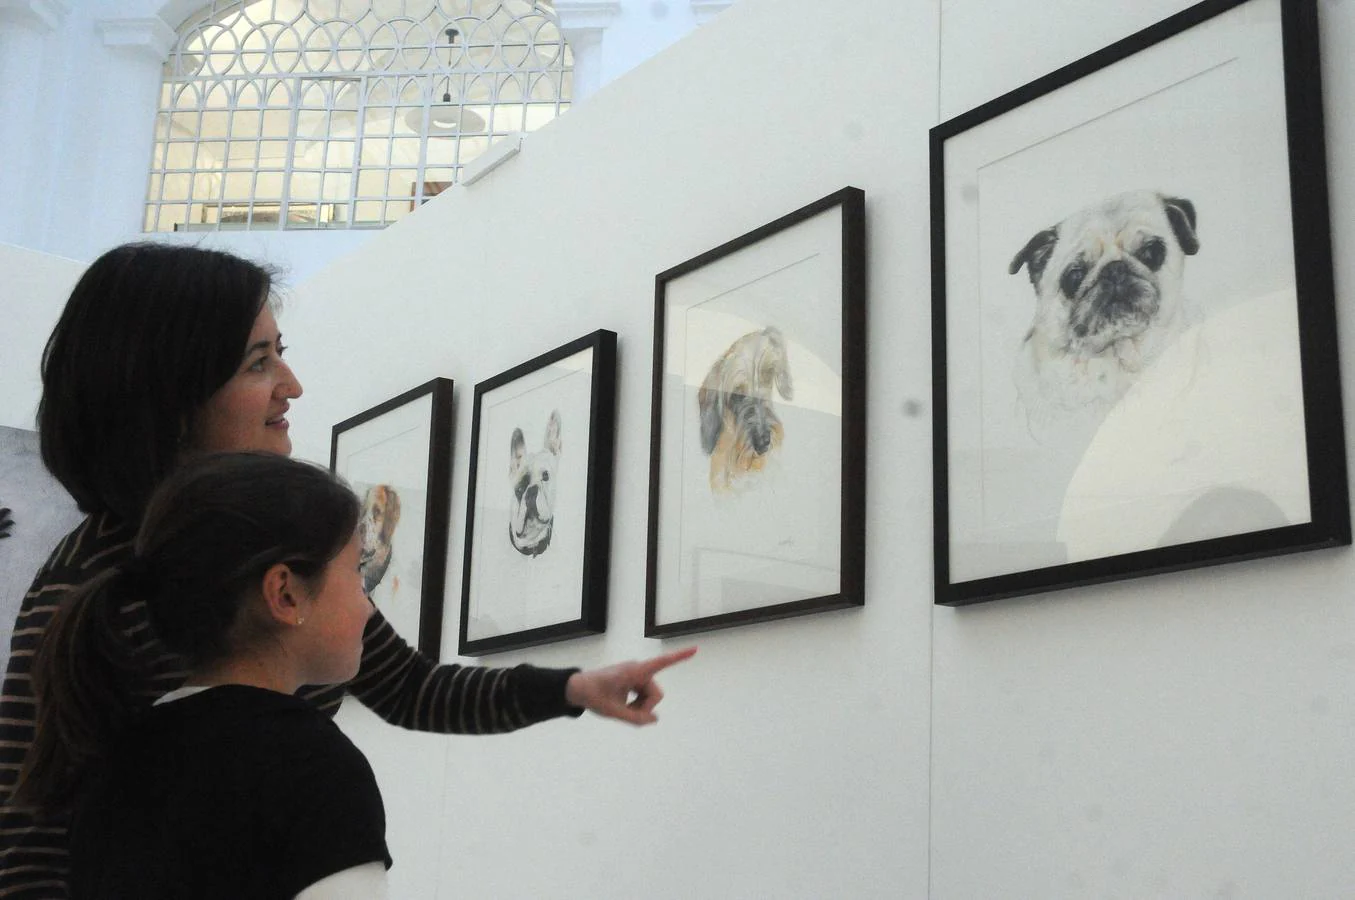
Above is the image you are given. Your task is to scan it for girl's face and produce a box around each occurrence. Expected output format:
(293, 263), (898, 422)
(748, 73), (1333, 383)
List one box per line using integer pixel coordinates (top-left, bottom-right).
(297, 533), (373, 685)
(190, 305), (303, 456)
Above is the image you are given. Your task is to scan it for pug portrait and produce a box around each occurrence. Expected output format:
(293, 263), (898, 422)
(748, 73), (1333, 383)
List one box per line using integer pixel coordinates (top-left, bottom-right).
(509, 410), (561, 557)
(1008, 190), (1201, 429)
(698, 326), (794, 493)
(358, 484), (402, 596)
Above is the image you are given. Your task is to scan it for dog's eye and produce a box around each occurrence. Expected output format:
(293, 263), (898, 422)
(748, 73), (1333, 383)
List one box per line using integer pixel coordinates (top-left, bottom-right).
(541, 472), (550, 482)
(1135, 239), (1166, 271)
(1060, 264), (1087, 297)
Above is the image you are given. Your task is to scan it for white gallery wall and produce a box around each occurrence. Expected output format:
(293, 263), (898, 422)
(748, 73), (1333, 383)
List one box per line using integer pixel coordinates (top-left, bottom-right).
(932, 1), (1355, 897)
(285, 0), (936, 896)
(926, 3), (1355, 894)
(4, 0), (1355, 896)
(0, 243), (83, 430)
(280, 0), (1355, 895)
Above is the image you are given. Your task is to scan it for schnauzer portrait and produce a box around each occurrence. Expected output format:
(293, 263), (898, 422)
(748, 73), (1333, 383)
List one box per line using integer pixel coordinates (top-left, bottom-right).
(698, 326), (794, 493)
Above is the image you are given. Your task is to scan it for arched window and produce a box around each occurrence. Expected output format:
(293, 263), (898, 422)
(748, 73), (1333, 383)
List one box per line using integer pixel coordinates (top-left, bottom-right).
(146, 1), (572, 232)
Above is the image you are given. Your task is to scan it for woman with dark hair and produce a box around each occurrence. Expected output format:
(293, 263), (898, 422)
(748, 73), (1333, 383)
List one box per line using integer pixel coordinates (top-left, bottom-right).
(36, 242), (294, 522)
(0, 243), (694, 897)
(16, 452), (390, 898)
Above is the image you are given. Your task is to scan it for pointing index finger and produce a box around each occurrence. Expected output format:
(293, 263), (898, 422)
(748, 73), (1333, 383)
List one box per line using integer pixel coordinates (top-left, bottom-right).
(639, 646), (697, 677)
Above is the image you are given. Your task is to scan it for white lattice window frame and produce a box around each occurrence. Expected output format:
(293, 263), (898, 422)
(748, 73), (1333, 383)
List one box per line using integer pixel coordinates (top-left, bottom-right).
(145, 0), (573, 233)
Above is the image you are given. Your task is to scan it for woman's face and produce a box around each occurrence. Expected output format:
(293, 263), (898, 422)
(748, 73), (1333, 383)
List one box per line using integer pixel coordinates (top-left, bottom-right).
(190, 305), (303, 456)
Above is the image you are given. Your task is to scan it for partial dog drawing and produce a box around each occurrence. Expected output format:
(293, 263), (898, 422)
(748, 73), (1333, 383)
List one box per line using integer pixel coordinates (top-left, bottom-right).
(1008, 190), (1201, 432)
(509, 410), (561, 557)
(698, 326), (794, 493)
(358, 484), (402, 596)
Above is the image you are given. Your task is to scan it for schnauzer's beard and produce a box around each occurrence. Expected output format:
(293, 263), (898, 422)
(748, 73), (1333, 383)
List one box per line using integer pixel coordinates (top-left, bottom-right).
(709, 401), (784, 493)
(731, 393), (780, 455)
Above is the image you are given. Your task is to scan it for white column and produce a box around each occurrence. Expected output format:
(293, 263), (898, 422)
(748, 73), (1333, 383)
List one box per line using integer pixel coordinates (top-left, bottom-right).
(0, 1), (70, 247)
(552, 0), (621, 102)
(43, 14), (175, 257)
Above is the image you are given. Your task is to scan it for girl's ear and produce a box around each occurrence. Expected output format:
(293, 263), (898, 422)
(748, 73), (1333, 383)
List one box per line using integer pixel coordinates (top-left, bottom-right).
(259, 563), (308, 626)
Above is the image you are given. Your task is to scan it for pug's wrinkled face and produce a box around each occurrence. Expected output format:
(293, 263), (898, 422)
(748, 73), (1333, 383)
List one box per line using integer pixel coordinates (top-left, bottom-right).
(1011, 191), (1199, 357)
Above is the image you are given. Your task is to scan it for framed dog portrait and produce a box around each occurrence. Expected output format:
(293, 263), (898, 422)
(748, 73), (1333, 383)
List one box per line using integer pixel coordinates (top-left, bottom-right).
(459, 330), (616, 655)
(330, 378), (454, 657)
(931, 0), (1348, 606)
(646, 187), (866, 637)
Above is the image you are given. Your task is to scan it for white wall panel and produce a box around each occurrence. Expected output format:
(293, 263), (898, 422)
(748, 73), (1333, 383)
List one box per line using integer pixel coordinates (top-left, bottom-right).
(296, 1), (938, 896)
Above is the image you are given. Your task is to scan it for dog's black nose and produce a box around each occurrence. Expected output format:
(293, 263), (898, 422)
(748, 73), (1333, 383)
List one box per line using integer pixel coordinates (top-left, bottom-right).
(1100, 260), (1130, 285)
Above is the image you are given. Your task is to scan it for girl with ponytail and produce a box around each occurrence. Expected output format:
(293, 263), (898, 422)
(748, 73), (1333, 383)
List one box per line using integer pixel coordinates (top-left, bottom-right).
(15, 452), (390, 899)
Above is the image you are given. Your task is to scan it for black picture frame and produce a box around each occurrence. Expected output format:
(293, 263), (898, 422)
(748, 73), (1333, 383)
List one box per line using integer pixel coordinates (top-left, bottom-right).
(646, 187), (867, 637)
(330, 377), (454, 656)
(459, 330), (617, 655)
(930, 0), (1348, 606)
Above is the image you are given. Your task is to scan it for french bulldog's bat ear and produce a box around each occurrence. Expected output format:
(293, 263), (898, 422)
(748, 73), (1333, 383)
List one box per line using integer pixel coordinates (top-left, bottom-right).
(544, 409), (562, 455)
(511, 427), (526, 468)
(1161, 196), (1199, 256)
(1009, 228), (1059, 286)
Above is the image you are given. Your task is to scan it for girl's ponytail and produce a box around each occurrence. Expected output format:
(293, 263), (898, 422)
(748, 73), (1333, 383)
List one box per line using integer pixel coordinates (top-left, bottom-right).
(15, 452), (359, 813)
(12, 563), (152, 812)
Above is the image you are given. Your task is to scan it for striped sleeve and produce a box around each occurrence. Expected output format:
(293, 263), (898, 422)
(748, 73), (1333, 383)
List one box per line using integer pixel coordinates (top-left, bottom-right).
(304, 610), (582, 734)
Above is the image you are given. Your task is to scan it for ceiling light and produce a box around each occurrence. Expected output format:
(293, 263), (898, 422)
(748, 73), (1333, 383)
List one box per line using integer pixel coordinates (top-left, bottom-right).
(405, 94), (486, 136)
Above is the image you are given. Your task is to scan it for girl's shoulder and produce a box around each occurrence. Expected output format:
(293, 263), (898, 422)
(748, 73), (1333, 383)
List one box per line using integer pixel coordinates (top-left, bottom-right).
(144, 685), (364, 768)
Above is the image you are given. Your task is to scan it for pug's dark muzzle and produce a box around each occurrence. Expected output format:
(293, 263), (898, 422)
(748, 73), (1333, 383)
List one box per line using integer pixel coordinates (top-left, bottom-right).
(1070, 261), (1159, 353)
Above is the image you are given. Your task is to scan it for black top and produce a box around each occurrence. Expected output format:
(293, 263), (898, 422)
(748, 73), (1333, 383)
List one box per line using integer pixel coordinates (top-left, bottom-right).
(68, 685), (390, 900)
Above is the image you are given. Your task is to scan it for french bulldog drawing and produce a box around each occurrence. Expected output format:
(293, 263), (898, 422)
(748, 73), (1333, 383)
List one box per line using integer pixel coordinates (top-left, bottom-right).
(509, 410), (561, 557)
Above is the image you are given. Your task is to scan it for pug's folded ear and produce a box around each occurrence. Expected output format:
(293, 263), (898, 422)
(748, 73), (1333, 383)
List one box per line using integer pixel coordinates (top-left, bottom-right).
(1160, 195), (1200, 256)
(1009, 227), (1059, 286)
